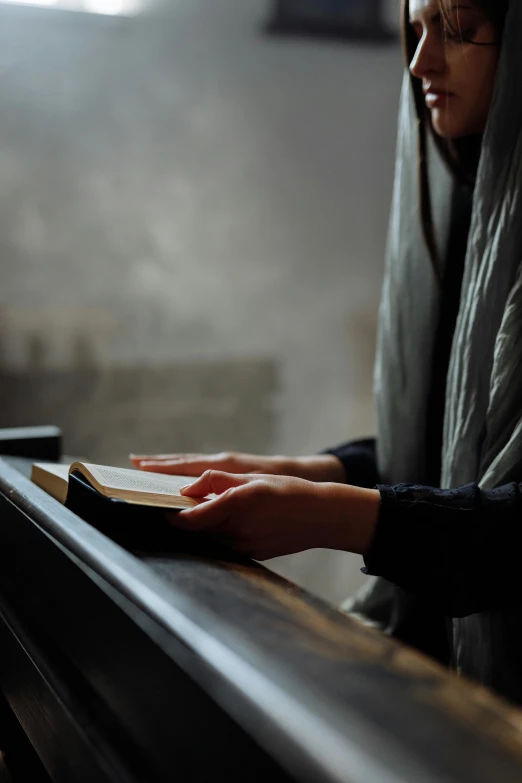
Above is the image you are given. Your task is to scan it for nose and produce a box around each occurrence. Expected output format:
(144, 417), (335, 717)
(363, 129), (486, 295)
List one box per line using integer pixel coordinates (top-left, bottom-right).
(409, 30), (446, 80)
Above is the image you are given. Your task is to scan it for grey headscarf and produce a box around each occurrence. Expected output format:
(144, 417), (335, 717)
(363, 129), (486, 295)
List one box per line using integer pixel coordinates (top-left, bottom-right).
(345, 1), (522, 700)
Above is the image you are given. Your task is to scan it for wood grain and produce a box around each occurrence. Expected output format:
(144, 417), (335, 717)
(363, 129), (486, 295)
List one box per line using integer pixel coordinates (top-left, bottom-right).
(2, 456), (522, 783)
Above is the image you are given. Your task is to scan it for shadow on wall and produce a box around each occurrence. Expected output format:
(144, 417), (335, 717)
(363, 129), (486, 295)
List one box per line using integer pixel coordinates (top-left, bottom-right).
(0, 359), (279, 466)
(264, 0), (396, 41)
(0, 329), (279, 467)
(0, 307), (279, 463)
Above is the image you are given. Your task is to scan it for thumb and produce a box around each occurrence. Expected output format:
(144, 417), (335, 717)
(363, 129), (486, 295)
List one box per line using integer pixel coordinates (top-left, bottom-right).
(180, 470), (252, 498)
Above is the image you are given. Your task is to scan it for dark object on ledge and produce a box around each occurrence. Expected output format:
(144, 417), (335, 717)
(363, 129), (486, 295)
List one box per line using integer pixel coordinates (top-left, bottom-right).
(265, 0), (395, 42)
(0, 426), (62, 461)
(65, 470), (246, 557)
(2, 457), (522, 782)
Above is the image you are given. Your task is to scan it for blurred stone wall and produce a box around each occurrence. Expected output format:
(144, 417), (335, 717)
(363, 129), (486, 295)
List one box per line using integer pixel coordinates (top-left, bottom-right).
(0, 0), (402, 604)
(0, 361), (278, 465)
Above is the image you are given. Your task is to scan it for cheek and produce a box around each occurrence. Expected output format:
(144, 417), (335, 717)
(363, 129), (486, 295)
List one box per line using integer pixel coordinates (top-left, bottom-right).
(430, 52), (499, 138)
(451, 49), (499, 109)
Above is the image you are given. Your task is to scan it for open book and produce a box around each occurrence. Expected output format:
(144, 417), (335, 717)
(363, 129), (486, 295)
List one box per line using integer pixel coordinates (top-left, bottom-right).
(31, 462), (200, 511)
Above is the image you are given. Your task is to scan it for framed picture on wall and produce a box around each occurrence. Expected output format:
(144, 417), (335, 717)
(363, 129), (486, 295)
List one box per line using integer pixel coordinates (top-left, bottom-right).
(266, 0), (393, 40)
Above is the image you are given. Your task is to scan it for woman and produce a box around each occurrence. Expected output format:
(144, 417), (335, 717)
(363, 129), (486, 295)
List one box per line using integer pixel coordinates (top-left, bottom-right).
(132, 0), (522, 703)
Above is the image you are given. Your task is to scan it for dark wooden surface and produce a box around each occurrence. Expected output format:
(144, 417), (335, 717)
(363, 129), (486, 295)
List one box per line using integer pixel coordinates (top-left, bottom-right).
(0, 427), (61, 461)
(2, 456), (522, 782)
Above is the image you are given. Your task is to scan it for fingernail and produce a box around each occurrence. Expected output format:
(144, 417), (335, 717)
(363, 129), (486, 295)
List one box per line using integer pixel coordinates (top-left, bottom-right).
(179, 485), (190, 493)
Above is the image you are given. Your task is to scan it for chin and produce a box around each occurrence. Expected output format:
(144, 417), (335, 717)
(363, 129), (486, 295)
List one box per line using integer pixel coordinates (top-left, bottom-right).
(430, 110), (487, 140)
(432, 118), (467, 139)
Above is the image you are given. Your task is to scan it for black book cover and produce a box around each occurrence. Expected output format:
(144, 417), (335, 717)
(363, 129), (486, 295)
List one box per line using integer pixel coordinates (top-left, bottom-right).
(65, 471), (234, 558)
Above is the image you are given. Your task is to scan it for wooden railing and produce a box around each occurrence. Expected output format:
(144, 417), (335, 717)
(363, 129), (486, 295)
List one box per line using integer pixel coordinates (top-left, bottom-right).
(1, 438), (522, 782)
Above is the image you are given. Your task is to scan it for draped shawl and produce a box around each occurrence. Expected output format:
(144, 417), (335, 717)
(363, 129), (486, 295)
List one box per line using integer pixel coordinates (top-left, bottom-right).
(345, 1), (522, 701)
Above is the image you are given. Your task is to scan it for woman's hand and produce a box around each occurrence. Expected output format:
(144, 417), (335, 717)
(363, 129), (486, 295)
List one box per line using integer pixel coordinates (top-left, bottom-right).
(169, 470), (380, 561)
(130, 451), (345, 483)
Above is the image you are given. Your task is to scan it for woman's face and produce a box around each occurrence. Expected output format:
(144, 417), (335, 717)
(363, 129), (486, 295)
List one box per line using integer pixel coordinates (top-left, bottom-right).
(408, 1), (501, 138)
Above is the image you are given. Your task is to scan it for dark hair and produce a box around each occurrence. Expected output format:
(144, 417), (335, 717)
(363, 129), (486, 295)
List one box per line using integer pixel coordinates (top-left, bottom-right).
(401, 0), (510, 282)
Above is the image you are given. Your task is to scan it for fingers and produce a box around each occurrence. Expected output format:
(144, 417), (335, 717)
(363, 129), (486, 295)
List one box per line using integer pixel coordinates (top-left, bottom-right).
(168, 493), (234, 532)
(130, 454), (179, 462)
(136, 459), (207, 476)
(169, 471), (258, 532)
(131, 454), (213, 476)
(130, 453), (233, 476)
(180, 470), (252, 498)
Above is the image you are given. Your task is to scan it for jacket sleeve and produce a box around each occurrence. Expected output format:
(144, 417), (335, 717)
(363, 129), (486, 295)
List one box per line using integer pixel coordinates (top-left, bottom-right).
(363, 482), (522, 618)
(320, 438), (380, 488)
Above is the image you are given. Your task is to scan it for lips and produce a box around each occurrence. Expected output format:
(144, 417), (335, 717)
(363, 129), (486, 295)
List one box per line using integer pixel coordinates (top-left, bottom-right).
(424, 88), (452, 97)
(423, 88), (454, 108)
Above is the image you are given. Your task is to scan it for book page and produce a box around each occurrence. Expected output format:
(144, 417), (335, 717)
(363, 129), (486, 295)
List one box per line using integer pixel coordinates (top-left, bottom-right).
(79, 464), (198, 497)
(35, 462), (71, 480)
(31, 462), (71, 504)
